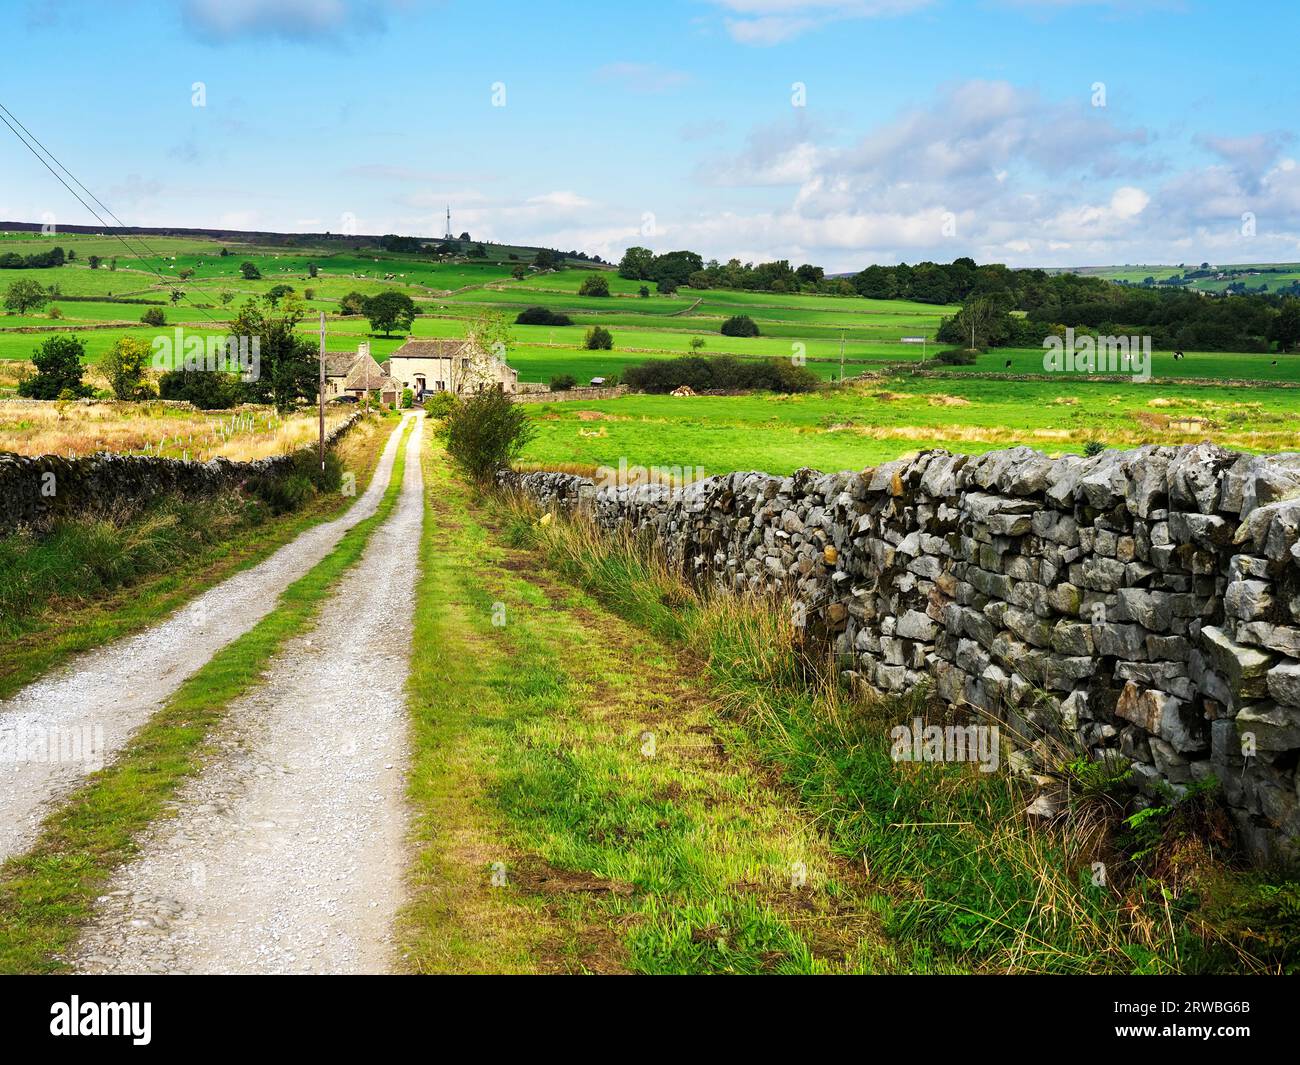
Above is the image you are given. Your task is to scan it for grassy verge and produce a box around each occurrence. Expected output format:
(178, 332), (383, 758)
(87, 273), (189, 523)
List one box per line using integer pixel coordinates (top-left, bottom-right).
(0, 414), (396, 699)
(0, 419), (414, 973)
(493, 494), (1300, 975)
(400, 441), (901, 974)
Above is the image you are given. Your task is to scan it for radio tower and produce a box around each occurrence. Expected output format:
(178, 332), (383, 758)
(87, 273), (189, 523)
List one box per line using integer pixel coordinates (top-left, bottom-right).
(444, 205), (453, 240)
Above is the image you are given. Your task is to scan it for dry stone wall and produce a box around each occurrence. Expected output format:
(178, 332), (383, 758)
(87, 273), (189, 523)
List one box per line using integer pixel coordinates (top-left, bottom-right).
(0, 412), (360, 534)
(504, 442), (1300, 865)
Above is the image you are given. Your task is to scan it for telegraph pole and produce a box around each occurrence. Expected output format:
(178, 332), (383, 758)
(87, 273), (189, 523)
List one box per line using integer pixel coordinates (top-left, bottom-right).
(318, 311), (326, 472)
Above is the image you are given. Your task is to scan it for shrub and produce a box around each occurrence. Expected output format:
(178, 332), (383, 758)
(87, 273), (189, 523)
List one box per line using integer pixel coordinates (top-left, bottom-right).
(578, 274), (610, 297)
(249, 447), (343, 515)
(102, 336), (156, 400)
(550, 374), (577, 391)
(638, 286), (650, 298)
(158, 368), (242, 408)
(622, 355), (818, 394)
(339, 291), (367, 316)
(656, 279), (678, 294)
(16, 334), (91, 399)
(1083, 440), (1106, 457)
(720, 314), (760, 337)
(933, 347), (978, 366)
(424, 391), (457, 418)
(240, 261), (262, 280)
(584, 326), (613, 350)
(141, 306), (166, 327)
(401, 387), (414, 409)
(437, 385), (536, 485)
(515, 305), (573, 326)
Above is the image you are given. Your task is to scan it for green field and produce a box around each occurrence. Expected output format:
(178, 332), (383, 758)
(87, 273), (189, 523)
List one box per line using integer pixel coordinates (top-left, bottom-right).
(5, 232), (1300, 474)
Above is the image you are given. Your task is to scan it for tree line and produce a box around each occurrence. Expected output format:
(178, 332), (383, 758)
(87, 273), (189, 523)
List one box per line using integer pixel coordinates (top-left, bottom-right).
(615, 246), (1300, 353)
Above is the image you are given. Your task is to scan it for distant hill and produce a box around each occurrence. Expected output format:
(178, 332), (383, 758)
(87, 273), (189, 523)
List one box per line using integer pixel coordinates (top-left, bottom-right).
(1049, 261), (1300, 296)
(0, 221), (606, 270)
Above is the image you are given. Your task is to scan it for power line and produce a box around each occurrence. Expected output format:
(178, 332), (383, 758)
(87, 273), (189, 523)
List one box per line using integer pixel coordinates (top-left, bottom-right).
(0, 102), (228, 327)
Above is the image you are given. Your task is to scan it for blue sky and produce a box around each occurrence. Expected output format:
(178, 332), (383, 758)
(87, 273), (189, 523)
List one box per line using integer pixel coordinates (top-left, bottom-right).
(3, 0), (1298, 271)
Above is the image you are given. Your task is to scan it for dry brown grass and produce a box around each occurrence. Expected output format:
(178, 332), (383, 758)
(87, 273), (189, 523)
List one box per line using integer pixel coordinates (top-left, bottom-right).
(0, 400), (351, 461)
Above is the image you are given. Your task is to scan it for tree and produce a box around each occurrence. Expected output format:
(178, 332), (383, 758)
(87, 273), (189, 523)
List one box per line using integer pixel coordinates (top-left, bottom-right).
(88, 255), (102, 269)
(363, 290), (417, 336)
(308, 262), (318, 278)
(618, 246), (655, 280)
(533, 248), (559, 270)
(511, 264), (527, 280)
(102, 336), (155, 400)
(550, 374), (577, 391)
(1269, 298), (1300, 352)
(339, 291), (367, 316)
(240, 261), (262, 280)
(578, 273), (610, 297)
(229, 298), (319, 413)
(656, 278), (678, 294)
(466, 310), (512, 362)
(437, 384), (536, 485)
(17, 334), (91, 399)
(584, 325), (613, 350)
(266, 284), (295, 307)
(4, 279), (49, 315)
(159, 367), (241, 408)
(689, 336), (706, 353)
(141, 306), (166, 326)
(638, 285), (650, 298)
(952, 297), (1000, 350)
(720, 314), (759, 337)
(219, 290), (236, 306)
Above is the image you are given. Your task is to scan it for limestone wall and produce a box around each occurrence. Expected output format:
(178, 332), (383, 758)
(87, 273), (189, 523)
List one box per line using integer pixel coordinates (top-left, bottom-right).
(504, 442), (1300, 864)
(0, 412), (360, 533)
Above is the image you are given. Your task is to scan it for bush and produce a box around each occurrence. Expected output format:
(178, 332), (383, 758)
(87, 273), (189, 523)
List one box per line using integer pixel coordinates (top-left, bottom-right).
(437, 385), (536, 485)
(141, 307), (166, 327)
(933, 347), (978, 366)
(424, 391), (457, 418)
(16, 334), (91, 399)
(249, 447), (343, 515)
(158, 368), (242, 408)
(622, 355), (818, 394)
(720, 314), (760, 337)
(578, 274), (610, 297)
(550, 374), (577, 391)
(584, 326), (613, 350)
(401, 387), (414, 409)
(515, 305), (573, 326)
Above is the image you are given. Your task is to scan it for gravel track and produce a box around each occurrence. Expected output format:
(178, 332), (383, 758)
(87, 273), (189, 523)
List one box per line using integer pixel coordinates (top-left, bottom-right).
(71, 414), (424, 974)
(0, 415), (412, 864)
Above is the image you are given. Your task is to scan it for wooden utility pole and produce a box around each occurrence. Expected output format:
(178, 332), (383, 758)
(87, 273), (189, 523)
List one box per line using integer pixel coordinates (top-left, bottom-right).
(838, 330), (845, 382)
(318, 311), (326, 472)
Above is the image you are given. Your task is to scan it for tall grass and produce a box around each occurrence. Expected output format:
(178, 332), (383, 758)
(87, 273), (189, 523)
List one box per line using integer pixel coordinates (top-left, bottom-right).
(0, 417), (371, 641)
(495, 491), (1297, 974)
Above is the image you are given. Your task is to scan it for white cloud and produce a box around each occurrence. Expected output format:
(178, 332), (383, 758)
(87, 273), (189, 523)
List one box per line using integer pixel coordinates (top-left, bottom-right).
(181, 0), (403, 43)
(704, 0), (934, 44)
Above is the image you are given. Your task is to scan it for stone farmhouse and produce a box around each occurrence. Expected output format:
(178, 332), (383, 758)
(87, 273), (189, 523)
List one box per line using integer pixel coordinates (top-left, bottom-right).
(323, 342), (402, 405)
(387, 338), (519, 396)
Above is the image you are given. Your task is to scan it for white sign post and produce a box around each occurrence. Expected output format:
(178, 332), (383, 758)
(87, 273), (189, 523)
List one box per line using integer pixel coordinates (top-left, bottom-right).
(900, 335), (927, 366)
